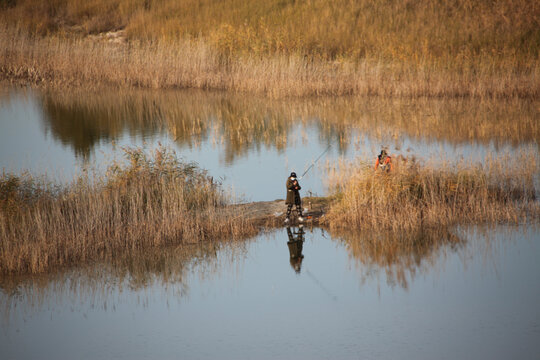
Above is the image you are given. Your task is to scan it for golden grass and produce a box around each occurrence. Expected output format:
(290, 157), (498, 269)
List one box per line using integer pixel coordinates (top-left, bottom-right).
(3, 0), (538, 63)
(2, 0), (538, 97)
(326, 152), (539, 232)
(1, 24), (538, 98)
(0, 146), (257, 275)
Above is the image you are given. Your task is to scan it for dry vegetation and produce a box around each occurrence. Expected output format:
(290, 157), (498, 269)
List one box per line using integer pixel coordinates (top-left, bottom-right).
(1, 0), (538, 97)
(326, 152), (539, 232)
(0, 146), (256, 275)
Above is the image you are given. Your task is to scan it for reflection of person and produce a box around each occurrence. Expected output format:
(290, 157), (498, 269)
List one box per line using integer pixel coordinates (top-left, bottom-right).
(285, 172), (304, 223)
(374, 149), (392, 172)
(286, 226), (305, 274)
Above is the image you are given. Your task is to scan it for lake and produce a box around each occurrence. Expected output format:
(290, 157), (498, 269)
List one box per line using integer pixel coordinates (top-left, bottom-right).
(1, 88), (538, 201)
(1, 225), (539, 360)
(0, 87), (539, 359)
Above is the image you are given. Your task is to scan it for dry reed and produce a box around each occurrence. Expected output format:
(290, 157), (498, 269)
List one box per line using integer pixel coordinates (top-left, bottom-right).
(1, 24), (538, 98)
(326, 152), (539, 232)
(0, 146), (256, 275)
(3, 0), (538, 62)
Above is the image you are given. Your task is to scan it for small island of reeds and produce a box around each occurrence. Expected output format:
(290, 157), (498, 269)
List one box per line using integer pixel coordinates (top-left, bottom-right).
(1, 147), (538, 276)
(0, 147), (257, 275)
(326, 152), (539, 232)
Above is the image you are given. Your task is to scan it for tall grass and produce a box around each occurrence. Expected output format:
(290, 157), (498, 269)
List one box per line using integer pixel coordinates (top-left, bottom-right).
(326, 152), (539, 232)
(3, 0), (538, 63)
(0, 146), (256, 275)
(1, 20), (539, 97)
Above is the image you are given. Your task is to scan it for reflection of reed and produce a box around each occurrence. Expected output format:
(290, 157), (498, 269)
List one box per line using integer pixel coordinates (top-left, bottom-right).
(0, 240), (248, 322)
(38, 89), (539, 161)
(332, 227), (463, 289)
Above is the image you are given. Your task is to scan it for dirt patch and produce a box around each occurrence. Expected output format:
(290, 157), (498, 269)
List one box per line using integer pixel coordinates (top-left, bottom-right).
(231, 196), (332, 228)
(87, 29), (127, 44)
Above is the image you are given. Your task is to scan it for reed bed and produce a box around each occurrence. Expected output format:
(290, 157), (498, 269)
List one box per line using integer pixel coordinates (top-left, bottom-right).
(3, 0), (538, 62)
(326, 152), (539, 232)
(0, 146), (256, 275)
(2, 0), (538, 97)
(1, 25), (538, 98)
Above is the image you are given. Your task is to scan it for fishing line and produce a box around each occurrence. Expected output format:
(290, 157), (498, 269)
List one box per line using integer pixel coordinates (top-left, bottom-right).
(299, 144), (332, 179)
(304, 268), (338, 302)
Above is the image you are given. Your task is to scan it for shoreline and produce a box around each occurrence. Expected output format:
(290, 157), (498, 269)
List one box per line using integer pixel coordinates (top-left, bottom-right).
(231, 197), (332, 228)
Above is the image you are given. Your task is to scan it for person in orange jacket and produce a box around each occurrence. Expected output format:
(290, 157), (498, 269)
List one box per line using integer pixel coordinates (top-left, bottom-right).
(374, 149), (392, 172)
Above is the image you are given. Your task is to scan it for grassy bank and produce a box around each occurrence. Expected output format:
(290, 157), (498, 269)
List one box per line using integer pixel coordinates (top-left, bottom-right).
(0, 146), (256, 275)
(326, 152), (539, 232)
(1, 0), (539, 97)
(2, 0), (537, 62)
(1, 27), (537, 98)
(1, 146), (538, 276)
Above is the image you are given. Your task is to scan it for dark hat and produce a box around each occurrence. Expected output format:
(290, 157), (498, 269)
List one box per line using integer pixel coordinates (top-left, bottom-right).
(290, 172), (297, 178)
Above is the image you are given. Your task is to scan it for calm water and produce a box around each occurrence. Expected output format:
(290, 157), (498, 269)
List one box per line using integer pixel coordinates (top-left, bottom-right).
(0, 88), (539, 359)
(1, 225), (539, 359)
(1, 88), (538, 201)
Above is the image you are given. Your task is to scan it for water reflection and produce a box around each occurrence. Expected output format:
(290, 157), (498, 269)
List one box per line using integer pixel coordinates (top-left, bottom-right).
(36, 89), (539, 161)
(2, 88), (538, 201)
(286, 226), (305, 274)
(0, 240), (233, 321)
(333, 227), (464, 289)
(0, 225), (467, 315)
(1, 225), (539, 360)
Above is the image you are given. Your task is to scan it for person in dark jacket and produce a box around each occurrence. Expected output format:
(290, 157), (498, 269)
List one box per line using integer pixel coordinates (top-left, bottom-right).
(285, 172), (303, 223)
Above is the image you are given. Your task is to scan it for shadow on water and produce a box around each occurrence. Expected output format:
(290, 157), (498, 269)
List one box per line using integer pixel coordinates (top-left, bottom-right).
(0, 239), (249, 322)
(286, 226), (305, 274)
(34, 88), (539, 162)
(0, 223), (529, 305)
(330, 227), (465, 290)
(0, 224), (467, 318)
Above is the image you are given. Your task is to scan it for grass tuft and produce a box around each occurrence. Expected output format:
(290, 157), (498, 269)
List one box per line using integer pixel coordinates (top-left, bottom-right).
(0, 146), (256, 275)
(326, 153), (539, 232)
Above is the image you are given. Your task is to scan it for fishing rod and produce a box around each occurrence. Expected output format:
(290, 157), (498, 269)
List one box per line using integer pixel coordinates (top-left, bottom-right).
(299, 144), (331, 179)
